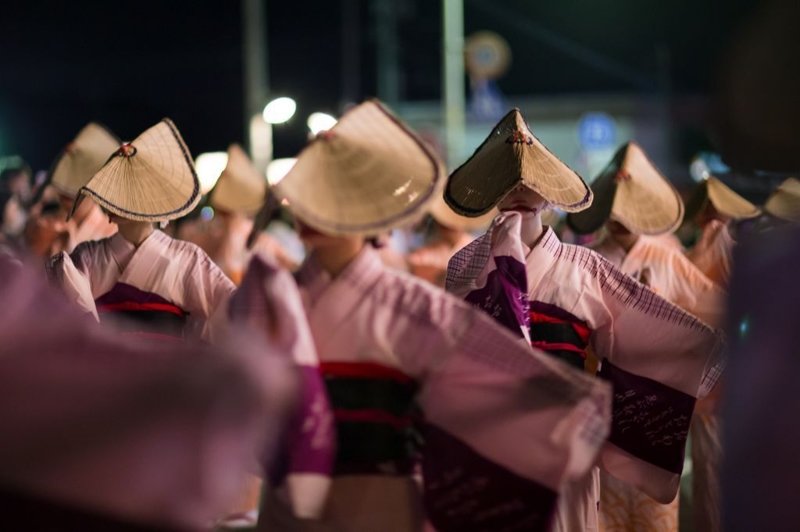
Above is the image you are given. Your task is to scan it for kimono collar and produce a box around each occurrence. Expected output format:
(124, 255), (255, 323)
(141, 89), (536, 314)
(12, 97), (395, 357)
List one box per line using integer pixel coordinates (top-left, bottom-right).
(523, 224), (562, 294)
(107, 229), (163, 273)
(296, 245), (383, 305)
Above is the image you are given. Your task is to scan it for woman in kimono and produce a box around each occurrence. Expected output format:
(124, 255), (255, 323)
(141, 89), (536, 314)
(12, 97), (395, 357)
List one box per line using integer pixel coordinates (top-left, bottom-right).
(255, 100), (614, 532)
(25, 123), (119, 258)
(443, 109), (723, 532)
(566, 142), (725, 531)
(406, 196), (493, 287)
(683, 174), (760, 286)
(203, 144), (297, 284)
(47, 119), (234, 342)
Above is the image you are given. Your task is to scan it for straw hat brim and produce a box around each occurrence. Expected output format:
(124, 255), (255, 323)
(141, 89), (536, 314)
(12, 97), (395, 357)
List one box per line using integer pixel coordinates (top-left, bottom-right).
(705, 176), (761, 219)
(430, 194), (497, 231)
(48, 123), (120, 199)
(77, 119), (200, 222)
(445, 109), (592, 217)
(209, 144), (267, 216)
(273, 100), (443, 236)
(568, 143), (683, 235)
(764, 177), (800, 222)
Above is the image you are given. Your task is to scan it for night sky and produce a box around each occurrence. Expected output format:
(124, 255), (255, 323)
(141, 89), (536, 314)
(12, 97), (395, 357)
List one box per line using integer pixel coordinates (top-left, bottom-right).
(1, 0), (759, 170)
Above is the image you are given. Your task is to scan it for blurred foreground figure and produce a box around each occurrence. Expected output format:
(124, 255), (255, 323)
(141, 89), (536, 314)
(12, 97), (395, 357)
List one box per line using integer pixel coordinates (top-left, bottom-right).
(0, 256), (296, 531)
(47, 119), (234, 341)
(257, 100), (613, 531)
(717, 1), (800, 530)
(444, 109), (723, 532)
(567, 142), (724, 531)
(25, 123), (119, 258)
(204, 145), (297, 283)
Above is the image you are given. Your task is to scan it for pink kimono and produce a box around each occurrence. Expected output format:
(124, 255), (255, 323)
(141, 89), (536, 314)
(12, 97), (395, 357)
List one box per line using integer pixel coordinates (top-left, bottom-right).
(593, 235), (725, 326)
(0, 256), (296, 531)
(295, 245), (612, 532)
(686, 219), (734, 287)
(408, 233), (475, 287)
(447, 213), (723, 532)
(47, 230), (235, 341)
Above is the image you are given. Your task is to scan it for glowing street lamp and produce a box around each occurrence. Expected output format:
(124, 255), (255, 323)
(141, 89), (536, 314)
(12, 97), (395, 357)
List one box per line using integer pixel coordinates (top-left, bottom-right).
(195, 151), (228, 194)
(262, 97), (297, 124)
(266, 157), (297, 186)
(307, 112), (338, 135)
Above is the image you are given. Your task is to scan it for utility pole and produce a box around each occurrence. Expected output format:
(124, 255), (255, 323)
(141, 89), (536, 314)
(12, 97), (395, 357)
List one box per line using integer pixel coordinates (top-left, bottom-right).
(341, 0), (361, 109)
(242, 0), (271, 170)
(373, 0), (400, 107)
(442, 0), (465, 169)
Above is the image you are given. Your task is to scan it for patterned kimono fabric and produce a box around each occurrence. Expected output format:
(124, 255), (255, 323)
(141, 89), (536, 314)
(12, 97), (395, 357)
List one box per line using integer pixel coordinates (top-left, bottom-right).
(47, 230), (235, 342)
(447, 213), (722, 532)
(592, 235), (724, 532)
(293, 245), (611, 532)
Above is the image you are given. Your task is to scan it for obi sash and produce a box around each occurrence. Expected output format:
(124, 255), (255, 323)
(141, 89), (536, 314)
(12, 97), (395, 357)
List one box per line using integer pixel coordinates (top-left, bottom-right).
(321, 361), (420, 476)
(95, 283), (188, 340)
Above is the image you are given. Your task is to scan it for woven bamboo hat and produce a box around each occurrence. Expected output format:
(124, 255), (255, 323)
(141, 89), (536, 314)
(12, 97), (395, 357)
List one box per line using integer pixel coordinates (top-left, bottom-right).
(684, 175), (760, 222)
(50, 123), (119, 198)
(273, 99), (443, 235)
(764, 177), (800, 222)
(567, 142), (684, 235)
(209, 144), (267, 216)
(429, 195), (496, 231)
(444, 108), (591, 217)
(74, 119), (200, 222)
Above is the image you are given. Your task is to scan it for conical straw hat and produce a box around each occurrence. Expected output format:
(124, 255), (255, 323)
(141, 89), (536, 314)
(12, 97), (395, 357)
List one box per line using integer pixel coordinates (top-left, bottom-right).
(445, 108), (592, 217)
(764, 177), (800, 222)
(429, 194), (496, 231)
(50, 123), (120, 198)
(273, 99), (443, 236)
(209, 144), (267, 216)
(567, 142), (684, 235)
(76, 119), (200, 222)
(684, 176), (760, 222)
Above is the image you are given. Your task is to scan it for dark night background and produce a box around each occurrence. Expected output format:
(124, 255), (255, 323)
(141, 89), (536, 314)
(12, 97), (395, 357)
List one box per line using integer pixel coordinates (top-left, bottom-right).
(0, 0), (760, 171)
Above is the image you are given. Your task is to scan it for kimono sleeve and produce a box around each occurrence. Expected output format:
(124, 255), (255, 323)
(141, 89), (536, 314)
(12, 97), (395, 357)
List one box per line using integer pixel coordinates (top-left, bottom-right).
(588, 258), (724, 503)
(45, 251), (99, 321)
(230, 255), (335, 520)
(378, 279), (611, 531)
(181, 249), (236, 340)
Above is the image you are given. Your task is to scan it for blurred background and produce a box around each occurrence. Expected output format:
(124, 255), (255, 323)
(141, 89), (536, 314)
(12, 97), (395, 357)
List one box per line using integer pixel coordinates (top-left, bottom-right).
(0, 0), (782, 197)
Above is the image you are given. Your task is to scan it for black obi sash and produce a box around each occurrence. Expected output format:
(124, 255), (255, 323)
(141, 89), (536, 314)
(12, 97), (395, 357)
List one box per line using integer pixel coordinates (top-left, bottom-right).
(320, 361), (420, 476)
(95, 283), (188, 340)
(529, 300), (592, 370)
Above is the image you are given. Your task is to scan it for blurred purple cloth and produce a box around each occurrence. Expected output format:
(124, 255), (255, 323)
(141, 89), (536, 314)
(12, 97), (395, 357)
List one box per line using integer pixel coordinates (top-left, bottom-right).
(722, 226), (800, 532)
(0, 257), (296, 530)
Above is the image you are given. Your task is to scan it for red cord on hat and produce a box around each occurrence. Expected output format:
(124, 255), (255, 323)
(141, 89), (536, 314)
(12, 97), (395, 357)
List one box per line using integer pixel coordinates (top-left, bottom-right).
(615, 171), (631, 182)
(117, 143), (137, 157)
(505, 130), (533, 145)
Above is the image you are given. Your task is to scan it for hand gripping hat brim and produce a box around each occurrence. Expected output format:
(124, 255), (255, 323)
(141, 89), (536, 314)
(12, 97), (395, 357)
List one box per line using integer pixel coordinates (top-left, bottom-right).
(684, 176), (761, 222)
(49, 123), (120, 198)
(444, 108), (592, 217)
(568, 142), (684, 235)
(76, 119), (201, 222)
(209, 144), (267, 216)
(764, 177), (800, 222)
(273, 99), (444, 236)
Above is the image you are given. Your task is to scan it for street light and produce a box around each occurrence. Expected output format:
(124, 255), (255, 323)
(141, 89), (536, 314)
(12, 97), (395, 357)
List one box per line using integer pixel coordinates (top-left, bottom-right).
(307, 112), (338, 135)
(195, 151), (228, 194)
(262, 97), (297, 124)
(266, 158), (297, 186)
